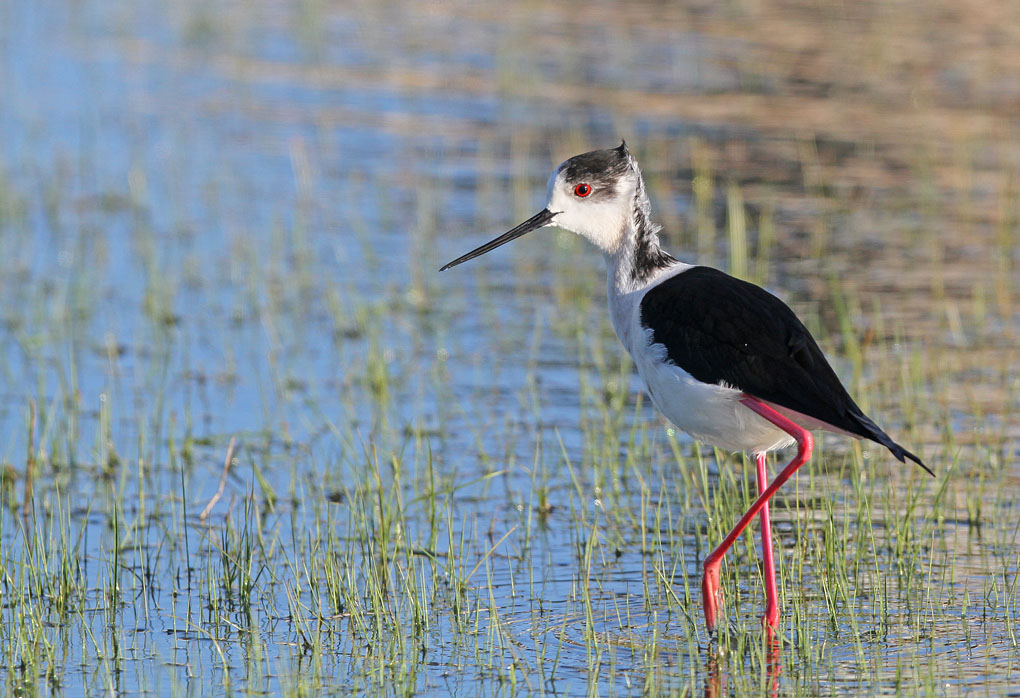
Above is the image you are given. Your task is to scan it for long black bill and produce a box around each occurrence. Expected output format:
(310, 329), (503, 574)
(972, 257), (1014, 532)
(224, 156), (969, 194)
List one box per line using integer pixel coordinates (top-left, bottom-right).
(439, 209), (557, 271)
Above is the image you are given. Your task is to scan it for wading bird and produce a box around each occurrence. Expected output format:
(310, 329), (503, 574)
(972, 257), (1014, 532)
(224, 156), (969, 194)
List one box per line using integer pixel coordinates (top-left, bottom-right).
(440, 142), (931, 634)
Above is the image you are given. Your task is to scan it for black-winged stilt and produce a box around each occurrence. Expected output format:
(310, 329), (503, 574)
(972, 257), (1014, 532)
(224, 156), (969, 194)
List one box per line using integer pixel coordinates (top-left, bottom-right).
(440, 141), (931, 634)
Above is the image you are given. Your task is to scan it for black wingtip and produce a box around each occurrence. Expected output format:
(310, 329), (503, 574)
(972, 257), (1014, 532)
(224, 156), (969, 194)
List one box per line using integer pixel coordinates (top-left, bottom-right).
(895, 445), (935, 478)
(851, 412), (933, 477)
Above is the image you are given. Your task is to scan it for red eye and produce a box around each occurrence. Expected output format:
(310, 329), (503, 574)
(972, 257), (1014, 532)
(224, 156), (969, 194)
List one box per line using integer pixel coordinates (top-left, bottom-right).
(574, 183), (592, 197)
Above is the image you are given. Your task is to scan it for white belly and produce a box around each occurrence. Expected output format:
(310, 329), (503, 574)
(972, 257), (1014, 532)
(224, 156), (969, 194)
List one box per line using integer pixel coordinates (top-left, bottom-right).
(634, 353), (795, 454)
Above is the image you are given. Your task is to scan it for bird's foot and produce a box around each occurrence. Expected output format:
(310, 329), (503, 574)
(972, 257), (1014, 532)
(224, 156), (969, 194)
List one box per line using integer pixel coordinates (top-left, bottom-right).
(761, 603), (779, 632)
(702, 559), (722, 635)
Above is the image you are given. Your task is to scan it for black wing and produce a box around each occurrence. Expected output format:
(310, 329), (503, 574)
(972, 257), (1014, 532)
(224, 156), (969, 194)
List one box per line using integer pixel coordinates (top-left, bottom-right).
(641, 266), (930, 474)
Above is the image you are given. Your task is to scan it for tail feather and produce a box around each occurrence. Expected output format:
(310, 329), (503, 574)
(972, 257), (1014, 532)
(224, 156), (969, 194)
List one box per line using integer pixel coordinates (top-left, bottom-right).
(852, 412), (933, 477)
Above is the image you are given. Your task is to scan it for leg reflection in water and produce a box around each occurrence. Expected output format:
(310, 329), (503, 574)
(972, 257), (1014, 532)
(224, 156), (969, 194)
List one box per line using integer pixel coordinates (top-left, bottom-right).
(702, 630), (782, 698)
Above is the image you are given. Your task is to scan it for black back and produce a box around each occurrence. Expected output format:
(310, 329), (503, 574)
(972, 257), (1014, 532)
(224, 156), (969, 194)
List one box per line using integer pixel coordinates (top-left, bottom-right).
(640, 266), (929, 472)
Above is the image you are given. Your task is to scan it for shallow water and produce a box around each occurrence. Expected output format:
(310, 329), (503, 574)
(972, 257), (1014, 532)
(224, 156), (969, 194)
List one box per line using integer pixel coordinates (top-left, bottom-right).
(1, 1), (1018, 695)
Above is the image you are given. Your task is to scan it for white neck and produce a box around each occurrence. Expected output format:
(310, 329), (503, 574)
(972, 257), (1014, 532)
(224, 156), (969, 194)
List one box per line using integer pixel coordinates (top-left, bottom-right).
(602, 213), (678, 296)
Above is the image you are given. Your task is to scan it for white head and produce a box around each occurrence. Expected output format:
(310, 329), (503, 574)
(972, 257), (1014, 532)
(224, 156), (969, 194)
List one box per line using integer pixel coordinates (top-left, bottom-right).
(544, 141), (641, 254)
(440, 141), (668, 277)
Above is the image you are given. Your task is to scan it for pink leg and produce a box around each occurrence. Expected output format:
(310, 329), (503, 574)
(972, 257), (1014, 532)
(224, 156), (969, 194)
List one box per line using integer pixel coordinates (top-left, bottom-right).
(756, 451), (779, 629)
(702, 396), (813, 634)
